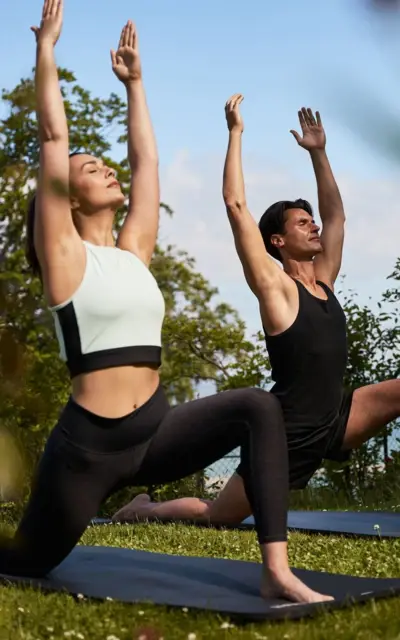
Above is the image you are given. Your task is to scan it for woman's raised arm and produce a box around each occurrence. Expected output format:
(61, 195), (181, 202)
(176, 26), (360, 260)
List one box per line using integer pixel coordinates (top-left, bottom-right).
(32, 0), (83, 301)
(112, 21), (159, 266)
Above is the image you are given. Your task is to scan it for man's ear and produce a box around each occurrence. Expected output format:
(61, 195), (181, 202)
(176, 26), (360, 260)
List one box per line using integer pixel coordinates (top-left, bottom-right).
(270, 233), (284, 250)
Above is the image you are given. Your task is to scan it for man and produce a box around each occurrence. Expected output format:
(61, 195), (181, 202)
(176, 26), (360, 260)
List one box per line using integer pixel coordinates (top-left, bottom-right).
(113, 95), (400, 526)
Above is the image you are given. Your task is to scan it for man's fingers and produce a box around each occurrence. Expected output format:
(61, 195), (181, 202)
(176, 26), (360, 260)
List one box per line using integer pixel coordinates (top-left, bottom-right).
(30, 26), (39, 41)
(48, 0), (56, 17)
(298, 110), (307, 131)
(110, 50), (117, 67)
(290, 129), (302, 143)
(42, 0), (50, 18)
(235, 94), (244, 108)
(316, 110), (322, 127)
(301, 107), (312, 126)
(55, 0), (63, 18)
(232, 99), (240, 110)
(226, 93), (241, 106)
(306, 107), (316, 126)
(225, 94), (243, 118)
(57, 0), (64, 16)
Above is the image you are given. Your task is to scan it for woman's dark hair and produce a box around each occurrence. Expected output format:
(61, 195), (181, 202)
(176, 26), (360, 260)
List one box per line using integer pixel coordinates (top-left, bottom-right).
(26, 194), (41, 277)
(25, 151), (84, 278)
(258, 198), (313, 262)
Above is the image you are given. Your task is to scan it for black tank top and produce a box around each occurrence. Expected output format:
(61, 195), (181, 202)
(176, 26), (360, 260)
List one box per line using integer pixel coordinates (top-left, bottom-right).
(265, 279), (347, 439)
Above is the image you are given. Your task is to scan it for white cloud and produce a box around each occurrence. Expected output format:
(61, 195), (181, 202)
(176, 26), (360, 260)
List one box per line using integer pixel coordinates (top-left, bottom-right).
(159, 151), (400, 333)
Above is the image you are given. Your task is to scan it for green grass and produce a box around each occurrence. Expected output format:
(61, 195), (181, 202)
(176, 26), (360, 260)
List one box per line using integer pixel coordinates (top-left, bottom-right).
(1, 520), (400, 640)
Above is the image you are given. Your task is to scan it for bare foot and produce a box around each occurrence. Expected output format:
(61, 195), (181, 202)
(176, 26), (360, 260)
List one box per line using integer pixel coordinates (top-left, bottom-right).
(112, 493), (152, 523)
(261, 569), (334, 604)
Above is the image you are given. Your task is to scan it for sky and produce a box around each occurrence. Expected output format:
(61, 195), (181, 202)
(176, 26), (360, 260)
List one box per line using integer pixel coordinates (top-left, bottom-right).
(2, 0), (400, 337)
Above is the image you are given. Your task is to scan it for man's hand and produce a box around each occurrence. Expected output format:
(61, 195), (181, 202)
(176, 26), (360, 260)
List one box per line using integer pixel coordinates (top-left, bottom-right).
(31, 0), (63, 46)
(225, 94), (244, 133)
(111, 20), (142, 85)
(290, 107), (326, 151)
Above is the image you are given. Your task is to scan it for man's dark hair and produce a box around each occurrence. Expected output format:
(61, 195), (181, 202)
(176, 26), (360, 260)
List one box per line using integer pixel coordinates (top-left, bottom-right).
(258, 198), (313, 262)
(25, 151), (84, 278)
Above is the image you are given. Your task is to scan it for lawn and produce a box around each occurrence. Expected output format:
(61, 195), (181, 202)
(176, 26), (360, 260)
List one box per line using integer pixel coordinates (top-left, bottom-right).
(1, 519), (400, 640)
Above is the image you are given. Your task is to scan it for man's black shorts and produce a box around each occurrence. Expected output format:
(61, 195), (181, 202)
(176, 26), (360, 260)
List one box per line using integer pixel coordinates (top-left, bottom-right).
(236, 390), (354, 490)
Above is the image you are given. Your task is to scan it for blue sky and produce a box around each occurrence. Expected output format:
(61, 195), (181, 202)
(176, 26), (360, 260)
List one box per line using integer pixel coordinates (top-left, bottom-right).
(2, 0), (400, 174)
(2, 0), (400, 335)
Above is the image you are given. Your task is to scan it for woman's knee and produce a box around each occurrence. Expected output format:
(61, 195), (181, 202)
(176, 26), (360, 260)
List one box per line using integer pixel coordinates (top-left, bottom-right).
(229, 387), (282, 418)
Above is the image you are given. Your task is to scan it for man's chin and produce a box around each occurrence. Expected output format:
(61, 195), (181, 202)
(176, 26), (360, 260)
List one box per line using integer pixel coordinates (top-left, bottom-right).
(307, 243), (323, 260)
(310, 241), (323, 254)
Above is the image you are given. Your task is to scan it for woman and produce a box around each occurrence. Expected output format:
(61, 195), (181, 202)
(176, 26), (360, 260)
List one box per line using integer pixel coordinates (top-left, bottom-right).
(0, 0), (331, 605)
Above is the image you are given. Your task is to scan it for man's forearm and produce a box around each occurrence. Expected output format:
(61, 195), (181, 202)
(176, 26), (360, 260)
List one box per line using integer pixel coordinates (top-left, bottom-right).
(310, 149), (344, 222)
(223, 130), (246, 207)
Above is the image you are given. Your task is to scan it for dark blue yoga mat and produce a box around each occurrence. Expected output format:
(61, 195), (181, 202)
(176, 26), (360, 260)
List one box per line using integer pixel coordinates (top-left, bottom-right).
(1, 545), (400, 622)
(272, 511), (400, 538)
(92, 510), (400, 538)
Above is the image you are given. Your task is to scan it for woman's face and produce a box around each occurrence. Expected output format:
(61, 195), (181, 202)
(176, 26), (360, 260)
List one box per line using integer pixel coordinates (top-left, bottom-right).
(69, 154), (125, 214)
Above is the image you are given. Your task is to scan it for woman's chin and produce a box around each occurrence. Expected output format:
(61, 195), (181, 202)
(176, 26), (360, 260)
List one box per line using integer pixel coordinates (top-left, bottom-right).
(108, 191), (125, 208)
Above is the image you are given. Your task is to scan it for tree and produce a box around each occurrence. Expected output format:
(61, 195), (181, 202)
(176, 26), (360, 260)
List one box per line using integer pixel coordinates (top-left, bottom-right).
(0, 69), (269, 506)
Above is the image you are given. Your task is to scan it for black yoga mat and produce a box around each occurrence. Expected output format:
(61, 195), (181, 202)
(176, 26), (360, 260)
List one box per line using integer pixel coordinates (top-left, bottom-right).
(92, 510), (400, 538)
(1, 545), (400, 622)
(253, 511), (400, 538)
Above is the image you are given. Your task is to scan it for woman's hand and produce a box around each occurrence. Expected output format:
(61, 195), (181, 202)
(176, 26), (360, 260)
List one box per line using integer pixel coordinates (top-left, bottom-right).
(111, 20), (142, 85)
(31, 0), (63, 46)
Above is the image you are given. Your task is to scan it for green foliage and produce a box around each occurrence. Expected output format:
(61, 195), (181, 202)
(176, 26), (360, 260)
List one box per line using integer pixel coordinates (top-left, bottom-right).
(383, 257), (400, 308)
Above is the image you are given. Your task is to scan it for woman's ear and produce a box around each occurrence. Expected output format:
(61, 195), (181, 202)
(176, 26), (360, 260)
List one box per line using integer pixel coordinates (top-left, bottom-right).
(70, 196), (79, 212)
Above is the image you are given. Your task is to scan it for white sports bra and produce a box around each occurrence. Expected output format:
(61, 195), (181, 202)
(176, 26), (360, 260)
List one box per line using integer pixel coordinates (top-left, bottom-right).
(50, 241), (165, 378)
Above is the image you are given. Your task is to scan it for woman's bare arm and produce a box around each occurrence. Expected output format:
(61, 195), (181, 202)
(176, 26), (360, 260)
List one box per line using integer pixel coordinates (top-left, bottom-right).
(32, 0), (84, 303)
(113, 21), (159, 266)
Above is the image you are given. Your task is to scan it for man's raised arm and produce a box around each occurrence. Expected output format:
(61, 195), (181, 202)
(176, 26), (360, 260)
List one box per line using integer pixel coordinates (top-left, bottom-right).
(222, 94), (283, 298)
(290, 108), (345, 289)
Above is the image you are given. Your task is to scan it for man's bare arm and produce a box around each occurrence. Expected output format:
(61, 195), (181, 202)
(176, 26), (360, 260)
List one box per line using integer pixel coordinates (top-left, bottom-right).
(310, 146), (345, 287)
(222, 95), (297, 336)
(222, 94), (284, 298)
(291, 108), (345, 289)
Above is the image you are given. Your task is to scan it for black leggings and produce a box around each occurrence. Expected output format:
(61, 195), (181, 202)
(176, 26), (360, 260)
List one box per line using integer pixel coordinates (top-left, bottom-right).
(0, 385), (289, 578)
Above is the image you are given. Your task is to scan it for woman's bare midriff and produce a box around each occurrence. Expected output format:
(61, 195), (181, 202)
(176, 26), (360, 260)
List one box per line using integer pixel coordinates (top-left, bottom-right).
(71, 365), (160, 418)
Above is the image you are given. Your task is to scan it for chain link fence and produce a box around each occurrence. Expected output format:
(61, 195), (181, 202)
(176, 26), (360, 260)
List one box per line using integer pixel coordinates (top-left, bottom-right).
(199, 448), (240, 498)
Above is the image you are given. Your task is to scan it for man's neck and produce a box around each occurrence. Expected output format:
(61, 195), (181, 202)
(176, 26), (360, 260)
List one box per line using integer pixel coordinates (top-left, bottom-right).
(283, 259), (317, 288)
